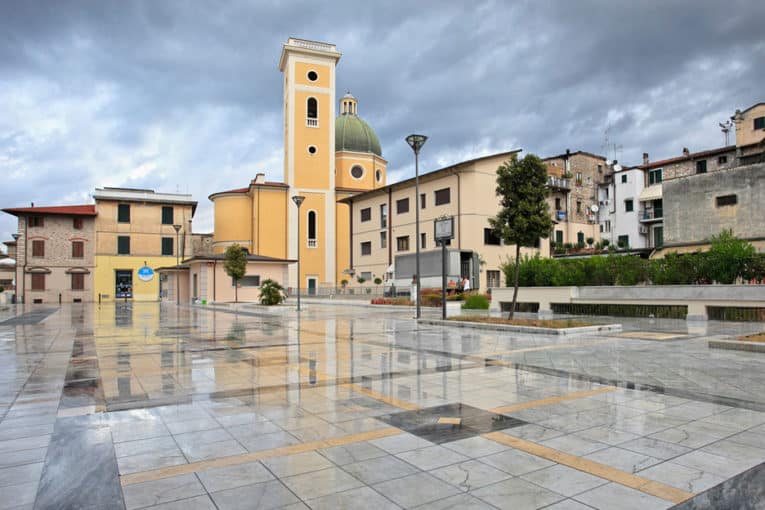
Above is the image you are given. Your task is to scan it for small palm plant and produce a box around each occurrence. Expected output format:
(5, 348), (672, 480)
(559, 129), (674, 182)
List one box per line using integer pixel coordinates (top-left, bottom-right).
(259, 279), (286, 305)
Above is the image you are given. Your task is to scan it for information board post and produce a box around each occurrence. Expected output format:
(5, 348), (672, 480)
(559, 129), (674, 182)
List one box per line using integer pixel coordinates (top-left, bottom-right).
(434, 217), (455, 320)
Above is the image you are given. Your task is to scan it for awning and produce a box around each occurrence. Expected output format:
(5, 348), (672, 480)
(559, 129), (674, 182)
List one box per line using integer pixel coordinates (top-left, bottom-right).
(639, 184), (663, 202)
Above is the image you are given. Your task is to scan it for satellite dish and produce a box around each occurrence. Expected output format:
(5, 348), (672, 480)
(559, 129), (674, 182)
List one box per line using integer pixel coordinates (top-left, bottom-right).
(590, 204), (599, 213)
(605, 159), (612, 166)
(613, 164), (622, 171)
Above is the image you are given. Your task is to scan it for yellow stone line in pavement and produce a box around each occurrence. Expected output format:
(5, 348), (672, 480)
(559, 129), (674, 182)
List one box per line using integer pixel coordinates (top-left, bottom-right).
(489, 386), (617, 414)
(120, 426), (402, 487)
(483, 432), (694, 504)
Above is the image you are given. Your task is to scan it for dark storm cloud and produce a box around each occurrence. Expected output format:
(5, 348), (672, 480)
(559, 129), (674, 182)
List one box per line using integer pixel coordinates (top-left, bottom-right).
(1, 0), (764, 245)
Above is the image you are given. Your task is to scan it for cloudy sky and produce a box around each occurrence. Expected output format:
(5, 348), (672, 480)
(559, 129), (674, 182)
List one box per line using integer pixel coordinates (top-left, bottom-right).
(1, 1), (763, 247)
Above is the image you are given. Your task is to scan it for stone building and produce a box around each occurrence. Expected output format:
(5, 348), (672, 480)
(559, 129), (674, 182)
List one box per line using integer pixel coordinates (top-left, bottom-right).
(543, 151), (604, 247)
(2, 205), (97, 304)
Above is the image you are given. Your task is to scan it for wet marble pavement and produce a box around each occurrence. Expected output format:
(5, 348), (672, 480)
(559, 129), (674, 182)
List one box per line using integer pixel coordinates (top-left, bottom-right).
(1, 302), (765, 509)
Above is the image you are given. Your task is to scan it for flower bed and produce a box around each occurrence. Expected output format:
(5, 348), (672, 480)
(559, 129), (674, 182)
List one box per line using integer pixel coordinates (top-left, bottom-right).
(370, 297), (413, 306)
(448, 316), (594, 328)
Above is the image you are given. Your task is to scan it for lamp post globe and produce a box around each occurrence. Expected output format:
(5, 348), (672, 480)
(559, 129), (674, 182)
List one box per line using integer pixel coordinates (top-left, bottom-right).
(405, 134), (427, 319)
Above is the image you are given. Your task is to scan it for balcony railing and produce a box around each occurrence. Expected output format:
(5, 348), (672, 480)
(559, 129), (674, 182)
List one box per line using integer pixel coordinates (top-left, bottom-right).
(547, 176), (570, 190)
(639, 209), (663, 222)
(307, 239), (317, 248)
(306, 118), (318, 128)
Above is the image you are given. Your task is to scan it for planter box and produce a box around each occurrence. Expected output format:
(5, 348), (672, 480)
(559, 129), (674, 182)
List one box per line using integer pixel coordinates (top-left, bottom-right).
(418, 318), (622, 336)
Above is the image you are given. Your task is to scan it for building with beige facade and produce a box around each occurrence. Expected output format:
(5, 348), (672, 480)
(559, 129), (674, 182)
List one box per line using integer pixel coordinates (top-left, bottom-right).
(2, 205), (97, 304)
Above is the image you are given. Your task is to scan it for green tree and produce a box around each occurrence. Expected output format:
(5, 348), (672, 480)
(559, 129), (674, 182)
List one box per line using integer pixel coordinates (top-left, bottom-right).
(223, 244), (247, 303)
(489, 154), (553, 318)
(705, 229), (756, 284)
(259, 279), (286, 305)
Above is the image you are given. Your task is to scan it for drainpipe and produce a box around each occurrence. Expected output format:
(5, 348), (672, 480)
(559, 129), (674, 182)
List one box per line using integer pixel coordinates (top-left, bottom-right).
(387, 188), (392, 266)
(213, 260), (217, 302)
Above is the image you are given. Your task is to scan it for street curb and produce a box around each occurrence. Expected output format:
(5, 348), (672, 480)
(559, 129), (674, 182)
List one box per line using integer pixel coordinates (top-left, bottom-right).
(709, 339), (765, 353)
(418, 318), (622, 336)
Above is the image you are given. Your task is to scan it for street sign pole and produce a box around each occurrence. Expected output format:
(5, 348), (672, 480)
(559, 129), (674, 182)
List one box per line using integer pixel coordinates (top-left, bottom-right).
(441, 240), (447, 320)
(434, 216), (455, 321)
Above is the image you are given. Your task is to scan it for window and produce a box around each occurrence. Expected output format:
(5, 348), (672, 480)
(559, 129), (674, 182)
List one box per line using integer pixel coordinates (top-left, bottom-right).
(361, 241), (372, 255)
(375, 169), (382, 182)
(307, 211), (317, 245)
(307, 97), (317, 119)
(649, 168), (662, 185)
(484, 228), (501, 245)
(434, 188), (450, 206)
(28, 216), (44, 227)
(73, 218), (83, 229)
(555, 198), (562, 210)
(577, 231), (585, 245)
(71, 273), (84, 290)
(32, 240), (44, 257)
(696, 160), (707, 174)
(555, 230), (563, 244)
(380, 204), (387, 228)
(625, 199), (634, 212)
(72, 241), (84, 258)
(350, 165), (364, 179)
(718, 155), (728, 165)
(621, 174), (627, 183)
(618, 235), (629, 248)
(360, 272), (372, 281)
(604, 220), (611, 233)
(308, 145), (317, 154)
(396, 198), (409, 214)
(161, 237), (174, 256)
(162, 206), (174, 225)
(31, 273), (45, 291)
(597, 164), (603, 173)
(716, 194), (737, 207)
(576, 200), (582, 213)
(307, 70), (318, 82)
(117, 236), (130, 255)
(754, 116), (765, 130)
(420, 193), (426, 209)
(396, 236), (409, 251)
(237, 275), (261, 287)
(420, 233), (426, 249)
(118, 204), (130, 223)
(360, 207), (371, 222)
(487, 270), (501, 288)
(380, 232), (387, 248)
(576, 172), (583, 185)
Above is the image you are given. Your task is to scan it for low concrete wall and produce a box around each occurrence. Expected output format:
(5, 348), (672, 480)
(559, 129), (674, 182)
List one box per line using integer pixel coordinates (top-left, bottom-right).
(490, 285), (765, 320)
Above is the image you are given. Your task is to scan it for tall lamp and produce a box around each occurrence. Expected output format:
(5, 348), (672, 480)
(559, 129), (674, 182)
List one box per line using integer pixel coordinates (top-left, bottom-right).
(173, 224), (181, 305)
(291, 195), (305, 311)
(405, 134), (428, 319)
(11, 233), (20, 302)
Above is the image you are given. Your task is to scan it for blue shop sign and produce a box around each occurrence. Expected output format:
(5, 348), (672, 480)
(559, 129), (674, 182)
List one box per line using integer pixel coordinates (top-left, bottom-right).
(137, 266), (155, 282)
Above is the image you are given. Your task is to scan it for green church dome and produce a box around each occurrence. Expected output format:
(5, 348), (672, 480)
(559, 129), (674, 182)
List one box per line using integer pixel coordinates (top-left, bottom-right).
(335, 93), (382, 157)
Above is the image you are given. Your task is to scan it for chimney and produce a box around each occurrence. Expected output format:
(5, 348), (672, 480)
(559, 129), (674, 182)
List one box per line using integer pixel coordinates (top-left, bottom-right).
(253, 173), (266, 184)
(642, 153), (649, 165)
(682, 147), (690, 157)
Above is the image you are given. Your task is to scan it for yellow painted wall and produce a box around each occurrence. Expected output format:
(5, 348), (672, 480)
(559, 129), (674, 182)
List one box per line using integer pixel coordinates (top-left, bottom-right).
(335, 153), (386, 190)
(298, 192), (326, 284)
(95, 202), (193, 255)
(335, 197), (352, 283)
(294, 89), (331, 190)
(252, 188), (288, 259)
(212, 194), (253, 254)
(294, 62), (331, 88)
(94, 255), (175, 302)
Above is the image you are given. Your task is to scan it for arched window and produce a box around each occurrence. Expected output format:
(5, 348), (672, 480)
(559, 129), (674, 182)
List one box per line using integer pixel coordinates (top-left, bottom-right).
(307, 210), (317, 247)
(307, 98), (317, 119)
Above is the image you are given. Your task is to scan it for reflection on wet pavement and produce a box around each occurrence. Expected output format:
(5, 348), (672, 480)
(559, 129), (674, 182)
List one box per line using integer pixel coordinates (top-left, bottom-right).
(1, 301), (765, 509)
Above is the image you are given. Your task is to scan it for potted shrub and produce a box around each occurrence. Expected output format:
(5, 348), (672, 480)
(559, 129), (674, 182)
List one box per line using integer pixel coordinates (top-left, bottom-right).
(259, 279), (286, 305)
(586, 237), (594, 248)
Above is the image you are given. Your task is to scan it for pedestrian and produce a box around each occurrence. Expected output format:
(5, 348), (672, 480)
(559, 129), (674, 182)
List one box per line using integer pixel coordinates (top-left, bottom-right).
(462, 276), (470, 293)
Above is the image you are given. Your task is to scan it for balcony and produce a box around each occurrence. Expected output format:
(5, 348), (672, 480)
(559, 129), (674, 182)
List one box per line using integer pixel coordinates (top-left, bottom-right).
(307, 239), (318, 248)
(547, 176), (570, 190)
(306, 118), (318, 128)
(639, 208), (663, 223)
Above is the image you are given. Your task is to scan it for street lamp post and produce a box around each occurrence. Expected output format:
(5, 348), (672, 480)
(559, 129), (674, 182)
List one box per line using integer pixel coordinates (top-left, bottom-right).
(405, 134), (428, 319)
(173, 224), (181, 305)
(291, 195), (305, 312)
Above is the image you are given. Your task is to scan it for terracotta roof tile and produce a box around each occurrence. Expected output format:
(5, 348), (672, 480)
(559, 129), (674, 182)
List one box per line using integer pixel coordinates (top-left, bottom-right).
(2, 205), (97, 216)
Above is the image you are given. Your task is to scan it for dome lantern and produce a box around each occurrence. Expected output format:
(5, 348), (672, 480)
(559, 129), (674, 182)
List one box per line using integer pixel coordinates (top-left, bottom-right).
(335, 93), (382, 156)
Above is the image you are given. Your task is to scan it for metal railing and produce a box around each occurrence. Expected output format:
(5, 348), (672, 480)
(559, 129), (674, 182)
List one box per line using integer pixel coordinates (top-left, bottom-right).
(285, 286), (391, 299)
(547, 176), (570, 189)
(307, 239), (317, 248)
(639, 209), (663, 221)
(306, 118), (318, 128)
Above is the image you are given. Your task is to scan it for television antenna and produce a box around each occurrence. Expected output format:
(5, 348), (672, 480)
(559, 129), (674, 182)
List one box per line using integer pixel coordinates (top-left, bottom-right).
(601, 125), (623, 163)
(719, 120), (733, 146)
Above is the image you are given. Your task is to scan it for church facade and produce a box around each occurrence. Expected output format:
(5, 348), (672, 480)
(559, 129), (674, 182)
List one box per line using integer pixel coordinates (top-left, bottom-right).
(208, 38), (388, 293)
